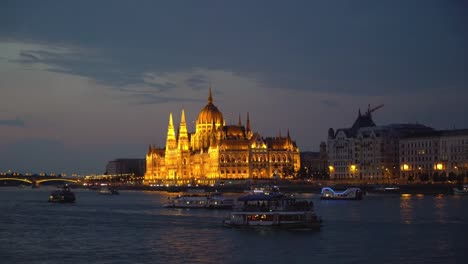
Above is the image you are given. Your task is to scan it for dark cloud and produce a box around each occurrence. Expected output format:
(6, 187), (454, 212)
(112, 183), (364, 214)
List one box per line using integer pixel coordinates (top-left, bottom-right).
(185, 74), (208, 91)
(129, 93), (200, 105)
(1, 1), (466, 96)
(18, 51), (40, 62)
(0, 118), (25, 127)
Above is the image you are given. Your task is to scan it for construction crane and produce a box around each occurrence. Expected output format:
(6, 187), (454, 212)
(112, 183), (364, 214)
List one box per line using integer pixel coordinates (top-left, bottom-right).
(366, 104), (384, 115)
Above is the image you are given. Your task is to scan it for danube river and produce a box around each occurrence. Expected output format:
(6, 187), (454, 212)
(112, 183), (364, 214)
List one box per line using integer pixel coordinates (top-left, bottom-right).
(0, 187), (466, 264)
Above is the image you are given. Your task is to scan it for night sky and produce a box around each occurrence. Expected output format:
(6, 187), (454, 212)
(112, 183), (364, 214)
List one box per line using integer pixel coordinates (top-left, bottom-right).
(1, 0), (467, 174)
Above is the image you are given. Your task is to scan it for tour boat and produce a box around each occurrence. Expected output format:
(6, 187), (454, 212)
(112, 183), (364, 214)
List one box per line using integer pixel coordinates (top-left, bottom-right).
(164, 189), (234, 209)
(223, 188), (321, 229)
(48, 185), (76, 203)
(320, 187), (363, 200)
(453, 185), (468, 195)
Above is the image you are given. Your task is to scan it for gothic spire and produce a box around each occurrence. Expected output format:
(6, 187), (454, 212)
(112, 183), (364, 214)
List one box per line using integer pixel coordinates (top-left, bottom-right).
(166, 112), (177, 150)
(178, 109), (189, 150)
(246, 112), (251, 132)
(208, 85), (213, 104)
(238, 113), (242, 126)
(147, 144), (152, 155)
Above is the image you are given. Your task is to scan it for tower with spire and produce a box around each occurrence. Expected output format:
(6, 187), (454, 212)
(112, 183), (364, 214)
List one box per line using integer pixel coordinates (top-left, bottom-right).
(144, 86), (301, 185)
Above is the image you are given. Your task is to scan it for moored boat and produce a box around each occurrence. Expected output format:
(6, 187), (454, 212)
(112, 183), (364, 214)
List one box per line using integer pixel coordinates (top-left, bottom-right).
(320, 187), (363, 200)
(453, 185), (468, 195)
(223, 187), (321, 229)
(48, 185), (75, 203)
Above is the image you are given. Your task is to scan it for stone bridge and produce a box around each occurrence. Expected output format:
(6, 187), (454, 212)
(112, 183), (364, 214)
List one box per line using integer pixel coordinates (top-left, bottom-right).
(0, 177), (79, 188)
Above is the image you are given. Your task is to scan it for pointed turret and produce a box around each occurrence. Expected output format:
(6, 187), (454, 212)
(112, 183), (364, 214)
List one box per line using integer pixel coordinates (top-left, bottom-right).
(178, 109), (189, 150)
(147, 144), (152, 155)
(166, 112), (177, 150)
(246, 112), (251, 132)
(238, 113), (242, 126)
(208, 85), (213, 104)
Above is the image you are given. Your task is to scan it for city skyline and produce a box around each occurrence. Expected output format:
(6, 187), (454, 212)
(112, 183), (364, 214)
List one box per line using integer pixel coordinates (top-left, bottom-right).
(1, 1), (467, 174)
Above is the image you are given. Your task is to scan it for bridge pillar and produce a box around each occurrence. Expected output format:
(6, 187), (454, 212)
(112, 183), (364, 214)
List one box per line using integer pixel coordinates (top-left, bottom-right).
(31, 179), (39, 188)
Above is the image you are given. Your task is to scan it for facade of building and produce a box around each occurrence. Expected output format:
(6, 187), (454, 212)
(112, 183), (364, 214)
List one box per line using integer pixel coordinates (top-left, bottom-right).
(144, 89), (301, 185)
(300, 142), (329, 178)
(327, 106), (433, 181)
(105, 159), (146, 176)
(400, 130), (468, 180)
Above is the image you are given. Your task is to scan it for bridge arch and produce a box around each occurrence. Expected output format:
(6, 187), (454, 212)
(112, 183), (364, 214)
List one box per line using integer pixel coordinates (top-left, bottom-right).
(36, 178), (78, 184)
(0, 178), (33, 184)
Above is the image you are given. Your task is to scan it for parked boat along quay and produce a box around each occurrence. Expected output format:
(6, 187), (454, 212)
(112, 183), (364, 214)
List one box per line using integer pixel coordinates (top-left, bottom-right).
(76, 181), (458, 195)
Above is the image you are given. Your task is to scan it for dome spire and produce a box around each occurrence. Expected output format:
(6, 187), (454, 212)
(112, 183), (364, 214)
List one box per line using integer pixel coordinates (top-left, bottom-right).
(208, 85), (213, 104)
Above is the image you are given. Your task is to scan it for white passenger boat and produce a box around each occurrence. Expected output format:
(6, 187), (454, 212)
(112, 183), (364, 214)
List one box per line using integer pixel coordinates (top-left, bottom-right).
(223, 187), (321, 229)
(320, 187), (363, 200)
(453, 185), (468, 195)
(164, 190), (234, 209)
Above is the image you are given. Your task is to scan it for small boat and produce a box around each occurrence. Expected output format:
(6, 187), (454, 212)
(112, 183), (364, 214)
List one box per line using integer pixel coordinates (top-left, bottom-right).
(98, 187), (119, 195)
(164, 189), (234, 209)
(453, 185), (468, 195)
(366, 185), (401, 196)
(320, 187), (363, 200)
(223, 187), (321, 229)
(48, 185), (75, 203)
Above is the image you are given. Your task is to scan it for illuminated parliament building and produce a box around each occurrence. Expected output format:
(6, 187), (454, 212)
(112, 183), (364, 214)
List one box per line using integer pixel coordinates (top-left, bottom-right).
(144, 89), (301, 185)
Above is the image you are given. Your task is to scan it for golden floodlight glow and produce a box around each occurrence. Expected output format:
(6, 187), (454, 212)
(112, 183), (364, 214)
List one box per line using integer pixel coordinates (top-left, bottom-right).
(350, 165), (356, 172)
(436, 163), (443, 170)
(403, 164), (409, 171)
(328, 165), (334, 171)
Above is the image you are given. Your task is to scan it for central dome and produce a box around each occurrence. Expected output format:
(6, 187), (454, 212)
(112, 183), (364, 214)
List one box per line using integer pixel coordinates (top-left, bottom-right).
(197, 88), (224, 125)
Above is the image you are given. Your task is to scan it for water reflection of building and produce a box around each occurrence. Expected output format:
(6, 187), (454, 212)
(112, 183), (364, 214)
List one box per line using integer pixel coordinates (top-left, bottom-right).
(144, 88), (300, 185)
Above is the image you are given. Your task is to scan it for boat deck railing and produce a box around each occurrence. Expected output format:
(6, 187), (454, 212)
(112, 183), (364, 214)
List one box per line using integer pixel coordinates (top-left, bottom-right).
(234, 201), (314, 212)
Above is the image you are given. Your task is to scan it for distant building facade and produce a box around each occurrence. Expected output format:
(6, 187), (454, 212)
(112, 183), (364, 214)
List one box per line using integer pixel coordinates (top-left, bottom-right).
(144, 89), (301, 185)
(300, 142), (329, 178)
(106, 159), (146, 176)
(400, 129), (468, 180)
(327, 106), (433, 181)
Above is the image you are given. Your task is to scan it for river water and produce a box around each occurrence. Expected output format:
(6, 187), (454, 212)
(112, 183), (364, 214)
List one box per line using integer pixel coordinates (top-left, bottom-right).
(0, 187), (466, 264)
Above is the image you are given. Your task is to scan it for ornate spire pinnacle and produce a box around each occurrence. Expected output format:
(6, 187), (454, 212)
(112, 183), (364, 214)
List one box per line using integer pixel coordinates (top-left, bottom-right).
(169, 112), (174, 128)
(238, 113), (242, 126)
(278, 128), (282, 138)
(148, 144), (152, 155)
(287, 129), (290, 139)
(166, 112), (177, 150)
(246, 112), (251, 132)
(208, 85), (213, 104)
(178, 109), (189, 150)
(181, 108), (186, 124)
